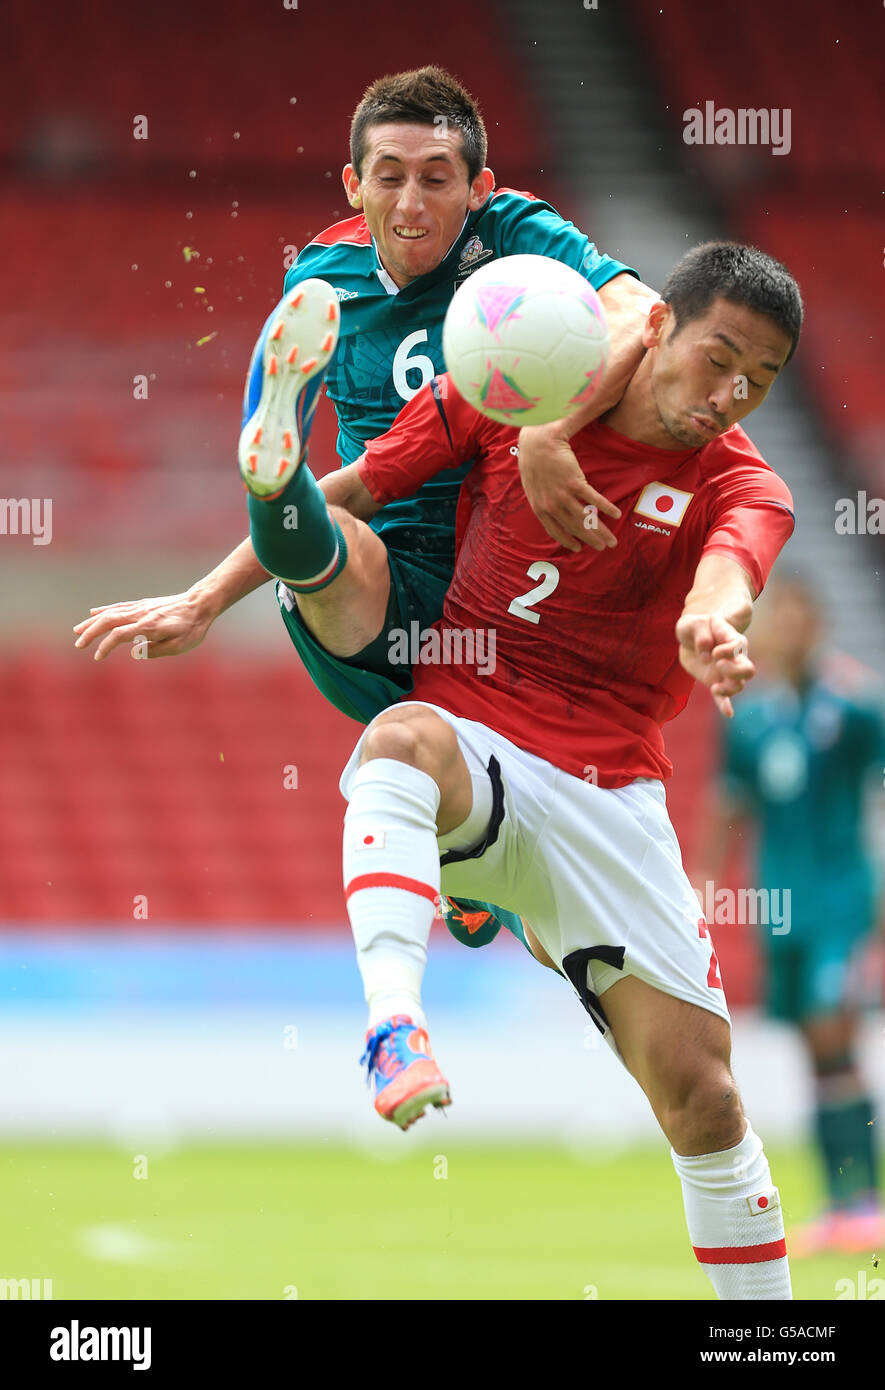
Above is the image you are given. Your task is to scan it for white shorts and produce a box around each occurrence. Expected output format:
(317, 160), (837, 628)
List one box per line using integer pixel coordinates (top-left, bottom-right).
(339, 704), (730, 1043)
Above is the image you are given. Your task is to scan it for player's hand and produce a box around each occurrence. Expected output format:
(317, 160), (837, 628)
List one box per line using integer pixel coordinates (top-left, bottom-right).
(516, 425), (621, 553)
(72, 590), (216, 661)
(675, 614), (755, 717)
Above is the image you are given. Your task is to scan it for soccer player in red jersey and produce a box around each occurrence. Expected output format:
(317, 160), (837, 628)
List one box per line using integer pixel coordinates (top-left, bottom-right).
(334, 242), (803, 1299)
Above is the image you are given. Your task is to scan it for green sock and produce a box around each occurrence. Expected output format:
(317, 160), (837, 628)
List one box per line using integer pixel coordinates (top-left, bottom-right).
(815, 1093), (879, 1210)
(247, 457), (345, 592)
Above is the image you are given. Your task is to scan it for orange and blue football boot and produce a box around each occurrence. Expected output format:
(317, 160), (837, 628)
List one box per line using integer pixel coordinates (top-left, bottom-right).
(440, 895), (501, 947)
(440, 894), (530, 950)
(238, 278), (339, 500)
(360, 1015), (451, 1130)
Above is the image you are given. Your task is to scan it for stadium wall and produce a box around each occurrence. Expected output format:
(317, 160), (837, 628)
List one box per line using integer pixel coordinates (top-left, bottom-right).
(2, 930), (884, 1147)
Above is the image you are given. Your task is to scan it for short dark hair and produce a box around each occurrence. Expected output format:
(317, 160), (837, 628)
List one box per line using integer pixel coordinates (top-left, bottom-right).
(350, 65), (488, 183)
(661, 241), (803, 364)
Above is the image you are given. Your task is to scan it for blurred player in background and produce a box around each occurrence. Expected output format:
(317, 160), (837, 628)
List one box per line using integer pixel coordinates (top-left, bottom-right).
(702, 576), (885, 1254)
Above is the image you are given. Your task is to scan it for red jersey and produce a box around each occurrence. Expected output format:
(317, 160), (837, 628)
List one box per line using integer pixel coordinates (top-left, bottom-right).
(358, 377), (794, 787)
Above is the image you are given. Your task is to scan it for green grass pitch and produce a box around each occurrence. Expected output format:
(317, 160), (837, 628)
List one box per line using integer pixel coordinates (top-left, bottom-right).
(0, 1143), (871, 1300)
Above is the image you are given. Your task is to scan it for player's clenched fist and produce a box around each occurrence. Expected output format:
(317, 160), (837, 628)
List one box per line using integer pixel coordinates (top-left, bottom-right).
(675, 613), (755, 718)
(72, 590), (215, 662)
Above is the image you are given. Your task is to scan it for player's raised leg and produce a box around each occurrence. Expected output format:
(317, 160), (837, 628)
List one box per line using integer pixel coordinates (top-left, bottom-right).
(244, 289), (539, 1081)
(601, 977), (792, 1300)
(239, 282), (390, 656)
(340, 703), (487, 1129)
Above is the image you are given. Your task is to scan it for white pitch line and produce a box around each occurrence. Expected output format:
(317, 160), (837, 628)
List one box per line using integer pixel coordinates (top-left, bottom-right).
(77, 1224), (181, 1266)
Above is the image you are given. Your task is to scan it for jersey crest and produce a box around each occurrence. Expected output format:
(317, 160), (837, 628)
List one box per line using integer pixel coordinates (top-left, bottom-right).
(634, 482), (695, 527)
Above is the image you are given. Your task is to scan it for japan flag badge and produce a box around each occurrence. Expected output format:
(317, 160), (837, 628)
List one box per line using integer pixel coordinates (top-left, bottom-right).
(634, 482), (694, 526)
(746, 1189), (779, 1216)
(354, 829), (386, 850)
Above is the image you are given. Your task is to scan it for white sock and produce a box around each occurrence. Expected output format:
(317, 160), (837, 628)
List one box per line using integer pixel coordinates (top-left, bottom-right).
(671, 1121), (792, 1300)
(343, 758), (441, 1031)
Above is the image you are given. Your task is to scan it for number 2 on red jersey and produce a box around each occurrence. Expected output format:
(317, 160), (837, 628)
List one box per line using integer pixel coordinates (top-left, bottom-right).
(698, 918), (723, 989)
(507, 561), (561, 625)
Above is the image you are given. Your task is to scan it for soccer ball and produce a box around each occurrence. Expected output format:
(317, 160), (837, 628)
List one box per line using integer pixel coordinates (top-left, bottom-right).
(442, 253), (609, 427)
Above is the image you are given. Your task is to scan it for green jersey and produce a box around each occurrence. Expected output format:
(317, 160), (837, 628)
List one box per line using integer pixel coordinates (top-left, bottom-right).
(282, 186), (635, 562)
(255, 187), (636, 728)
(723, 663), (885, 938)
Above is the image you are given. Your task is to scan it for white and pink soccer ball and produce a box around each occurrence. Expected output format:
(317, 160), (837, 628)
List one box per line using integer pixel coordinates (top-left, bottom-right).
(442, 253), (610, 427)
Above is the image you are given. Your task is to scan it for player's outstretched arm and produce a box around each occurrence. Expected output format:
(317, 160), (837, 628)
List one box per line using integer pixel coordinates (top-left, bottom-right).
(596, 273), (660, 397)
(72, 468), (381, 662)
(516, 276), (659, 552)
(72, 536), (273, 661)
(320, 461), (381, 521)
(676, 554), (756, 718)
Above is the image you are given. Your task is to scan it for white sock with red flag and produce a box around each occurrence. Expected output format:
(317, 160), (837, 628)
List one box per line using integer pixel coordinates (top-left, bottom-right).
(343, 758), (442, 1031)
(671, 1121), (792, 1299)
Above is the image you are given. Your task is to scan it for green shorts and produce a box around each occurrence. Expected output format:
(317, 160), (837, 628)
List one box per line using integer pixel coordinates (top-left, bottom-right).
(764, 927), (871, 1022)
(275, 542), (452, 724)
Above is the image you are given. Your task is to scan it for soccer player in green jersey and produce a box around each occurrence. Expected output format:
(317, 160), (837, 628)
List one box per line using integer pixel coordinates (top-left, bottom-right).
(74, 65), (655, 950)
(703, 576), (885, 1254)
(76, 67), (651, 678)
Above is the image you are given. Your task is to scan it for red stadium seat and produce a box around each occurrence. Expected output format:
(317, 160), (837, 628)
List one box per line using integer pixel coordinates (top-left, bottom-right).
(0, 652), (355, 927)
(627, 0), (884, 493)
